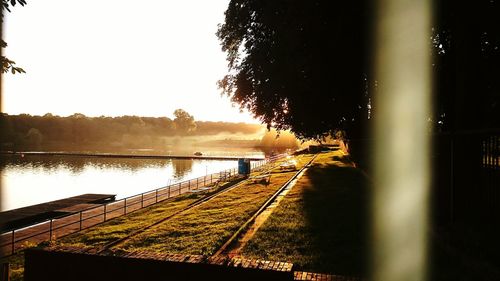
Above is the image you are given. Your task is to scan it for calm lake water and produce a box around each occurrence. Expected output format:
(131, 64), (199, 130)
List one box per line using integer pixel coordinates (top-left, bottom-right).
(0, 151), (263, 211)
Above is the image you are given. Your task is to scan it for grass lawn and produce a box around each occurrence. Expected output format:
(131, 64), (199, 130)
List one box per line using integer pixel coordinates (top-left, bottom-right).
(241, 150), (370, 277)
(55, 175), (252, 249)
(429, 223), (500, 280)
(0, 192), (207, 281)
(115, 154), (315, 255)
(56, 193), (202, 249)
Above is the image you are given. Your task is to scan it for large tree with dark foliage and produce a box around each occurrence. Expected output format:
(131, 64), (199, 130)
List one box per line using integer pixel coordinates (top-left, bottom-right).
(218, 0), (500, 140)
(217, 0), (371, 140)
(433, 0), (500, 131)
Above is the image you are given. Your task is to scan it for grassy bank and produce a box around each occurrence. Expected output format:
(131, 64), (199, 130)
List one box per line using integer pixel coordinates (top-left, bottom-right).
(57, 194), (202, 249)
(0, 191), (208, 281)
(241, 151), (370, 277)
(116, 154), (314, 255)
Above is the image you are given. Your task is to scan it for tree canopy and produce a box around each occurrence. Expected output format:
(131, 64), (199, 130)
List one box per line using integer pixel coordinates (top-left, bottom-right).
(173, 109), (196, 135)
(218, 0), (500, 139)
(433, 0), (500, 131)
(217, 0), (368, 138)
(217, 0), (371, 140)
(1, 0), (26, 74)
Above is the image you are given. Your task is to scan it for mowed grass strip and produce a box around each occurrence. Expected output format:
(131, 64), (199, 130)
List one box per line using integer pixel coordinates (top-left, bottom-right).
(0, 195), (202, 281)
(56, 193), (205, 249)
(241, 151), (370, 277)
(115, 154), (315, 256)
(56, 174), (252, 249)
(0, 176), (250, 281)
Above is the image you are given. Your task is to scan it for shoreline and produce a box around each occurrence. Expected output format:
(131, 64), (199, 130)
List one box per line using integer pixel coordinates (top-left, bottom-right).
(0, 151), (265, 161)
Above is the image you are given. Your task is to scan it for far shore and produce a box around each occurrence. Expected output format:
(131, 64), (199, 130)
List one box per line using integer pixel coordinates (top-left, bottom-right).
(0, 151), (265, 161)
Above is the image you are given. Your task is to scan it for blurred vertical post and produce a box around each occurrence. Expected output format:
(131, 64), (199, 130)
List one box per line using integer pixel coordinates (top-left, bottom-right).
(0, 8), (3, 212)
(372, 0), (432, 281)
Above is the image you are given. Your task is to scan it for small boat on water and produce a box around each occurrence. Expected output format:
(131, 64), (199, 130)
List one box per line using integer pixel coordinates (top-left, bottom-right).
(194, 152), (203, 156)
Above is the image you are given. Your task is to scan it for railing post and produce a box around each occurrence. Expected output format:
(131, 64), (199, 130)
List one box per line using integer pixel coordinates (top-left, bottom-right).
(124, 198), (127, 215)
(49, 219), (53, 241)
(11, 230), (14, 255)
(211, 174), (213, 184)
(168, 186), (171, 198)
(196, 178), (199, 189)
(141, 194), (144, 208)
(156, 189), (158, 203)
(104, 204), (107, 221)
(179, 182), (181, 195)
(188, 180), (191, 191)
(79, 211), (82, 231)
(1, 262), (10, 281)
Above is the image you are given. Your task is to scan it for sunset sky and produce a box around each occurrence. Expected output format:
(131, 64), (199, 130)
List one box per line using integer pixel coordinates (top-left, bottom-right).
(2, 0), (257, 123)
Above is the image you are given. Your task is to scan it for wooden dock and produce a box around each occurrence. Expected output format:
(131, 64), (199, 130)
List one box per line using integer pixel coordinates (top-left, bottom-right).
(0, 194), (116, 232)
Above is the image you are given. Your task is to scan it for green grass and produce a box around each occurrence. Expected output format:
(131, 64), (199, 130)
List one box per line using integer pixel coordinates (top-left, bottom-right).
(55, 193), (203, 249)
(116, 155), (315, 256)
(429, 223), (500, 280)
(241, 151), (370, 277)
(0, 176), (245, 281)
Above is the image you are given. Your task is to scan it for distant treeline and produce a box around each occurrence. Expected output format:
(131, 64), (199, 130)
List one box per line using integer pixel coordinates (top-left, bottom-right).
(0, 112), (265, 151)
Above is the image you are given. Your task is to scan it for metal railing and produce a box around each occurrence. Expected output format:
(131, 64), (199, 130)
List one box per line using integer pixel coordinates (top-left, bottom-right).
(427, 130), (500, 226)
(0, 156), (286, 258)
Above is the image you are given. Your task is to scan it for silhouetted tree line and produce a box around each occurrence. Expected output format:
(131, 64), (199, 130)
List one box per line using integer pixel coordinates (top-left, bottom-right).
(0, 112), (263, 151)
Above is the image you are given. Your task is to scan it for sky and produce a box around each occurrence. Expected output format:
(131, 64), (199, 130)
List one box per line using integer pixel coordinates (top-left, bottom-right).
(2, 0), (257, 123)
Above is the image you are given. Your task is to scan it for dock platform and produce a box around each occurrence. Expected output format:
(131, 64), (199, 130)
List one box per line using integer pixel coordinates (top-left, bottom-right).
(0, 194), (116, 232)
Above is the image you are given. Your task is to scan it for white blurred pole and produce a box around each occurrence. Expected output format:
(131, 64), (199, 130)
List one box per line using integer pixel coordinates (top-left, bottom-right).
(373, 0), (432, 280)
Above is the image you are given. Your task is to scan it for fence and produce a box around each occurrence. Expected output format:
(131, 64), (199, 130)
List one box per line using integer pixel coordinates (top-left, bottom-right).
(345, 131), (500, 229)
(425, 130), (500, 227)
(0, 156), (285, 258)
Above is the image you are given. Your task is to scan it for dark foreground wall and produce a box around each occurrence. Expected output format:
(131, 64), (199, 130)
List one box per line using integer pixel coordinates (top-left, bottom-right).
(24, 248), (293, 281)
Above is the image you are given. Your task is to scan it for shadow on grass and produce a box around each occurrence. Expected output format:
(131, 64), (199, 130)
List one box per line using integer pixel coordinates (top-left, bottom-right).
(301, 163), (370, 276)
(331, 154), (354, 166)
(430, 222), (500, 281)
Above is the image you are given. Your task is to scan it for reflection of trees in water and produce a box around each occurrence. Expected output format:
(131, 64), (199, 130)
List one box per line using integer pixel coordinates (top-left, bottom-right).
(172, 159), (193, 179)
(0, 155), (171, 173)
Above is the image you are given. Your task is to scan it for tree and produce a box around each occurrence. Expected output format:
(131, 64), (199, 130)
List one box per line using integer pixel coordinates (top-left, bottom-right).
(25, 127), (43, 148)
(217, 0), (371, 140)
(1, 0), (26, 74)
(259, 129), (298, 149)
(432, 0), (500, 131)
(173, 109), (196, 135)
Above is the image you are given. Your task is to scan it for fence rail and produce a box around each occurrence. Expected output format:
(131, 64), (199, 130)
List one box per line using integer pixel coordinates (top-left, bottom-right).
(0, 155), (286, 258)
(428, 130), (500, 226)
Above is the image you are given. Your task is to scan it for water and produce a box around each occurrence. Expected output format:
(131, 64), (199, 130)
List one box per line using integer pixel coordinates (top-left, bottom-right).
(0, 153), (262, 212)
